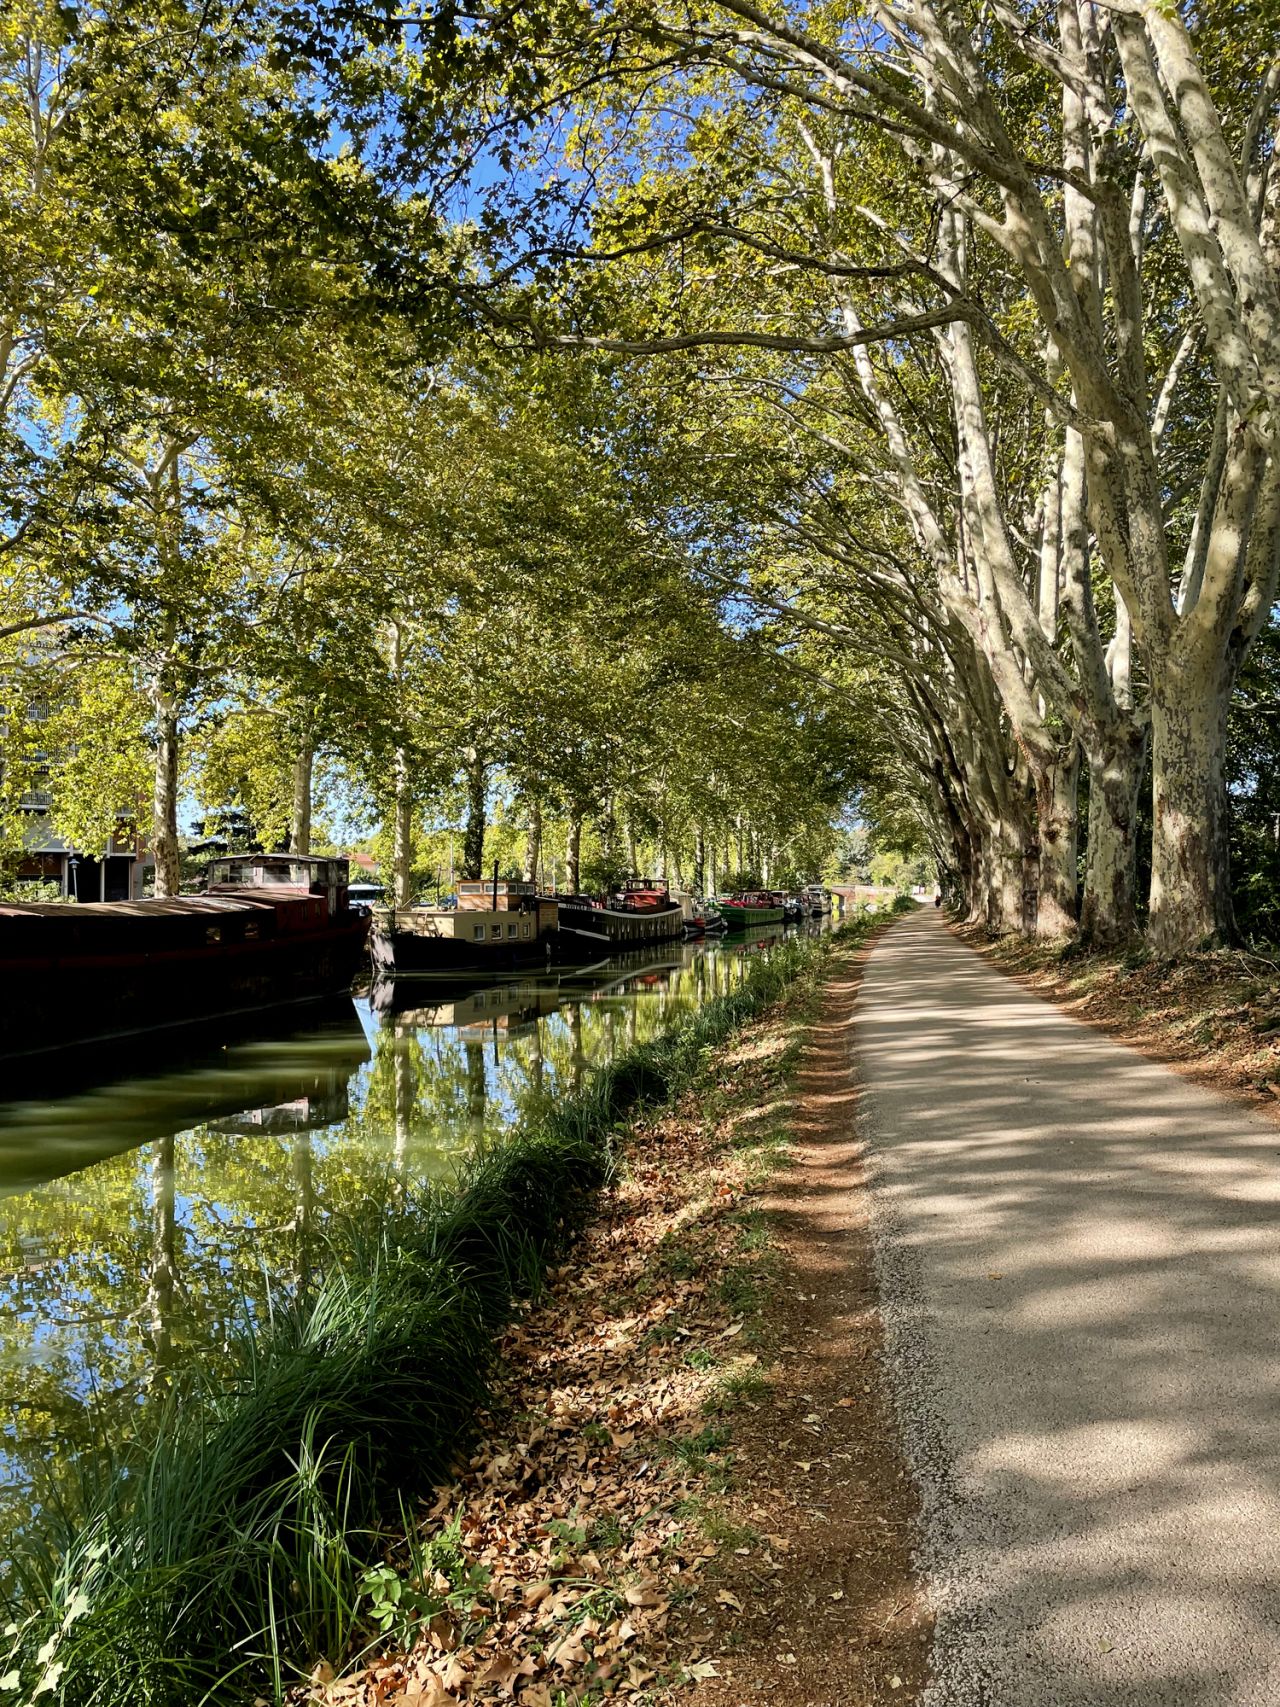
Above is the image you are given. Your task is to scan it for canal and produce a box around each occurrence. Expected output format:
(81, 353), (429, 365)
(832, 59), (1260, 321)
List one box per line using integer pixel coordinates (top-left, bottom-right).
(0, 926), (812, 1548)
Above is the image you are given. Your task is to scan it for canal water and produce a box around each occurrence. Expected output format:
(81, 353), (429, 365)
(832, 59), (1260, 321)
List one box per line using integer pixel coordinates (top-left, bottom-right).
(0, 926), (812, 1546)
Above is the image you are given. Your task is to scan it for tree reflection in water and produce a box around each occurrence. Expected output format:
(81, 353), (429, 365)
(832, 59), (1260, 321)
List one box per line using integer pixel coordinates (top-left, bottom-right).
(0, 934), (777, 1549)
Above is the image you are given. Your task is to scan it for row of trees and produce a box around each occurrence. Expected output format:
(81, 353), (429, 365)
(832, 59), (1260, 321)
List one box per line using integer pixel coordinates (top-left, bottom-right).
(330, 0), (1277, 952)
(0, 4), (871, 899)
(7, 1), (1278, 951)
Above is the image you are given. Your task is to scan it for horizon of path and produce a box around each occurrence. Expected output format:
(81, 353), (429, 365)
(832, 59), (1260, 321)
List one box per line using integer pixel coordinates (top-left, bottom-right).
(857, 909), (1280, 1707)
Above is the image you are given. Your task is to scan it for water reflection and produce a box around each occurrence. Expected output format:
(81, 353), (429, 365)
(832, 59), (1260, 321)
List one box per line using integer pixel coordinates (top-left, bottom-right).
(0, 928), (807, 1545)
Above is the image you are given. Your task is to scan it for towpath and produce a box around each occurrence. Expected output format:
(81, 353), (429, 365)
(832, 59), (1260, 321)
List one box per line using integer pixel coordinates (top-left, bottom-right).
(857, 909), (1280, 1707)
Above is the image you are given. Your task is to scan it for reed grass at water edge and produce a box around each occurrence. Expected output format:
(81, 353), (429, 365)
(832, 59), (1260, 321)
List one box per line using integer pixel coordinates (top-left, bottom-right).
(2, 927), (866, 1707)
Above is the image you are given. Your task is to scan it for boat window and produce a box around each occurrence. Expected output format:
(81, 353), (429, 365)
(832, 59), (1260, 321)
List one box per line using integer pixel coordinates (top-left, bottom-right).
(507, 923), (517, 938)
(473, 924), (485, 939)
(244, 921), (259, 940)
(522, 923), (531, 937)
(205, 925), (222, 944)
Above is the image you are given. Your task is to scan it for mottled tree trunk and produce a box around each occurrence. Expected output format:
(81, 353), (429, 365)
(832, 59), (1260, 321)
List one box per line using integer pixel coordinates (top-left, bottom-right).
(391, 746), (414, 907)
(694, 825), (706, 894)
(523, 797), (542, 884)
(1147, 663), (1235, 952)
(565, 811), (582, 893)
(1080, 722), (1146, 946)
(984, 818), (1029, 937)
(150, 682), (181, 898)
(462, 754), (487, 880)
(1034, 746), (1080, 940)
(290, 737), (314, 856)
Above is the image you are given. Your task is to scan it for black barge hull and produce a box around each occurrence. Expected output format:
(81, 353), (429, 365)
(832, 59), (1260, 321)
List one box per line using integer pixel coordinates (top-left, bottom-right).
(370, 928), (553, 976)
(551, 901), (684, 960)
(0, 906), (369, 1064)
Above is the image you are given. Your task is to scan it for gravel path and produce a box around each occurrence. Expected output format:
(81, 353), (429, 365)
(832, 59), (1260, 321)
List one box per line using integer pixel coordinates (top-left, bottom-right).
(857, 910), (1280, 1707)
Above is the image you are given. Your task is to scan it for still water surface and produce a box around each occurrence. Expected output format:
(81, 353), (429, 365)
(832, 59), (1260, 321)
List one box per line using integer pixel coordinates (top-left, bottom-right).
(0, 927), (806, 1541)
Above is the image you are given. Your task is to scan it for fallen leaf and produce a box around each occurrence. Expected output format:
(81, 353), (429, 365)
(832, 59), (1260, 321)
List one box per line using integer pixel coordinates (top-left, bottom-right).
(715, 1591), (743, 1612)
(439, 1658), (467, 1692)
(394, 1683), (453, 1707)
(830, 1590), (844, 1602)
(624, 1578), (665, 1608)
(890, 1675), (903, 1690)
(478, 1653), (517, 1690)
(778, 1652), (797, 1665)
(549, 1633), (587, 1671)
(684, 1660), (720, 1680)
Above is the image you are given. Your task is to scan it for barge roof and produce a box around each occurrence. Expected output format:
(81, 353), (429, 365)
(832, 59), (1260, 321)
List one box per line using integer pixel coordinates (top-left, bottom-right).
(0, 893), (289, 920)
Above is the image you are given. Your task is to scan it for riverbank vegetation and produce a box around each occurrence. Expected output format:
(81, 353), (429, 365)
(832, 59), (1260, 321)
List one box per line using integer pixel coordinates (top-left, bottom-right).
(0, 930), (850, 1706)
(276, 912), (928, 1707)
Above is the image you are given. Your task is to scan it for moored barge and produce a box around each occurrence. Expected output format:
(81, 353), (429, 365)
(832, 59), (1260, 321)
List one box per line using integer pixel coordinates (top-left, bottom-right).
(370, 879), (558, 976)
(0, 855), (368, 1063)
(718, 891), (786, 930)
(554, 878), (684, 957)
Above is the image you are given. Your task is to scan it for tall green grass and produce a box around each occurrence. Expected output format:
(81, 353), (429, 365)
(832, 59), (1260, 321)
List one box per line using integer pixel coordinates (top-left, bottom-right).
(2, 930), (853, 1707)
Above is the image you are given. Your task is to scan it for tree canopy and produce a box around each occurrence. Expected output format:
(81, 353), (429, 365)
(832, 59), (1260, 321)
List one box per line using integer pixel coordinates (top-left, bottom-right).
(5, 0), (1280, 947)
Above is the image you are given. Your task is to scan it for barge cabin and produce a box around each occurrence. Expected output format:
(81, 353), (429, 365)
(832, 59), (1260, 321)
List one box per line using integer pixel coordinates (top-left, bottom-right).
(370, 879), (558, 976)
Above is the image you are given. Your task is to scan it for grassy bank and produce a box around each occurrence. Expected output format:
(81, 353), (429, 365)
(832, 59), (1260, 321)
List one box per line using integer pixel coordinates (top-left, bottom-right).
(280, 908), (916, 1707)
(3, 929), (855, 1707)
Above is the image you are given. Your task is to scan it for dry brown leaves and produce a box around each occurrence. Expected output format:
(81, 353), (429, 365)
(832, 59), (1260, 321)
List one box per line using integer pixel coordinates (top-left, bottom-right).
(300, 1005), (809, 1707)
(976, 925), (1280, 1100)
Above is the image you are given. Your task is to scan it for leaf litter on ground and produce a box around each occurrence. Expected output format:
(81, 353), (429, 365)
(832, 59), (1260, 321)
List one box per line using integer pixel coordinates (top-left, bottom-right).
(294, 984), (818, 1707)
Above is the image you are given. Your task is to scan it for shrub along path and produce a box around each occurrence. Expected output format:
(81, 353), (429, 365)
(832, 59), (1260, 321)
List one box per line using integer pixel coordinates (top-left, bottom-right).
(301, 925), (931, 1707)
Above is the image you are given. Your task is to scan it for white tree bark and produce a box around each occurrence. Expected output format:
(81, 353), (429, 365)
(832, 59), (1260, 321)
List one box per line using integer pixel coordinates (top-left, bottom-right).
(150, 676), (181, 899)
(290, 736), (313, 857)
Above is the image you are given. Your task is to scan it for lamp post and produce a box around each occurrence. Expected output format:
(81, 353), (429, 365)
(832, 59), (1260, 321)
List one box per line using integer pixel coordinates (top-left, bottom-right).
(68, 854), (79, 901)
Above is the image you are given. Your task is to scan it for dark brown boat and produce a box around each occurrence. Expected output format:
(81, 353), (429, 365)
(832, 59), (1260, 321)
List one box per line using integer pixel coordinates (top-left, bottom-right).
(0, 854), (368, 1064)
(553, 878), (684, 956)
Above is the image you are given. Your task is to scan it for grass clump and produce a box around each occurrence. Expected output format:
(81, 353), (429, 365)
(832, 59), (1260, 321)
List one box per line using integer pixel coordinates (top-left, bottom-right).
(701, 1367), (770, 1415)
(2, 930), (848, 1707)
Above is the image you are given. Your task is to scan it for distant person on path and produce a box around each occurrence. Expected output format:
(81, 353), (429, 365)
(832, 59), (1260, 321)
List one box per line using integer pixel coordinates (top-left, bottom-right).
(934, 891), (942, 908)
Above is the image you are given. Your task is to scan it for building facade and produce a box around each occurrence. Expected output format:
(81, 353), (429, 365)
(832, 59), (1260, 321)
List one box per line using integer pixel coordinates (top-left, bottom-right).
(14, 790), (152, 901)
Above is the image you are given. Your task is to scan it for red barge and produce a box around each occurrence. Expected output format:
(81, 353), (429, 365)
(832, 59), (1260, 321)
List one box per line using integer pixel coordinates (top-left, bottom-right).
(0, 854), (368, 1065)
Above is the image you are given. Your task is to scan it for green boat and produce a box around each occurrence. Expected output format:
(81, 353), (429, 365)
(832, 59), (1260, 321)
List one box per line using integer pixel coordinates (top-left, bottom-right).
(718, 891), (785, 930)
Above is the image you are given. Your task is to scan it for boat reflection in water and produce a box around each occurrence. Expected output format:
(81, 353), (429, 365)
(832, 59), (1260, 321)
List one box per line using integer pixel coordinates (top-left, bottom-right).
(0, 999), (371, 1199)
(0, 928), (801, 1548)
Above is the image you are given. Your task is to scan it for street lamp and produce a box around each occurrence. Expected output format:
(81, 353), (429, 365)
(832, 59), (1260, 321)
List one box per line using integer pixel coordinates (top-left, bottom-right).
(68, 854), (79, 901)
